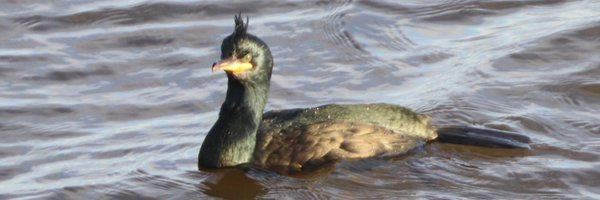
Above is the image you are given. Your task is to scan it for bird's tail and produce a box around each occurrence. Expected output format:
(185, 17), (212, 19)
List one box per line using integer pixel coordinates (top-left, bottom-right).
(435, 126), (531, 149)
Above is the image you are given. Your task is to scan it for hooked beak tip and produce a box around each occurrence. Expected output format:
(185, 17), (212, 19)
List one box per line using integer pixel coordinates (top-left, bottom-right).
(211, 62), (218, 72)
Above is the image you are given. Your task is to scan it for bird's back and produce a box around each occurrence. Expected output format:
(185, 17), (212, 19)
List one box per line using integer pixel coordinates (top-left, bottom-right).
(252, 103), (438, 172)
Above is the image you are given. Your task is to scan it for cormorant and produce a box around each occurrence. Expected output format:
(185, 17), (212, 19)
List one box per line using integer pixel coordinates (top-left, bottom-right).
(198, 14), (530, 173)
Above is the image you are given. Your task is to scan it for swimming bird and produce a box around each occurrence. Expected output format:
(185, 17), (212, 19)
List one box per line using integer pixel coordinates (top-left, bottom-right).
(198, 14), (530, 173)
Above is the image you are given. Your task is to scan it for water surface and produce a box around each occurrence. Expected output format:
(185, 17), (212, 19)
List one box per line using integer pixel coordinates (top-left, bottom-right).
(1, 0), (599, 199)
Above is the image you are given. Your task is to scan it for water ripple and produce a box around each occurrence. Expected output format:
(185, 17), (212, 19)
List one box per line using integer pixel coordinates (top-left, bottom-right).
(1, 0), (600, 199)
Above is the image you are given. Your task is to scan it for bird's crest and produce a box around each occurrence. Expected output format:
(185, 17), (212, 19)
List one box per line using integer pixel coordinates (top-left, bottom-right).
(233, 12), (248, 43)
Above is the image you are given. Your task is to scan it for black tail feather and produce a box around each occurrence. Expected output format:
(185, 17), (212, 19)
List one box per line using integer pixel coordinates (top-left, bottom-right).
(436, 126), (531, 149)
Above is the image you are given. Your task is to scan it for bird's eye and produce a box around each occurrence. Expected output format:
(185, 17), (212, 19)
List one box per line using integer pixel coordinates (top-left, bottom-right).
(242, 53), (252, 62)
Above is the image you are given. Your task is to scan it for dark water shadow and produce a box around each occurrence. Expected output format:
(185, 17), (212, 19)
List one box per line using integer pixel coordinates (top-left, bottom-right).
(197, 168), (266, 199)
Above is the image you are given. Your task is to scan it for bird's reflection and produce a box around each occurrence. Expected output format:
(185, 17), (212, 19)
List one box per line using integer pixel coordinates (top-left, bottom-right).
(201, 169), (266, 199)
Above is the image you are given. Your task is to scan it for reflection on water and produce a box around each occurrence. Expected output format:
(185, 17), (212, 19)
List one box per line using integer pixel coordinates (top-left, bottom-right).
(1, 0), (599, 199)
(202, 169), (265, 199)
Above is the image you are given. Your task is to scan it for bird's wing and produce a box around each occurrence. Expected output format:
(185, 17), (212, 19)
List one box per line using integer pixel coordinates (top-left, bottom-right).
(253, 121), (423, 172)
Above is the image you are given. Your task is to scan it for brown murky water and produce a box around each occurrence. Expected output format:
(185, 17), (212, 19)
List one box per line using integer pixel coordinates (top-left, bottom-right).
(1, 0), (599, 199)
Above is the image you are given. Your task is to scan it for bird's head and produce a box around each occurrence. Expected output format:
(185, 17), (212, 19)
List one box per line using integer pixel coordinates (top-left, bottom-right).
(212, 13), (273, 85)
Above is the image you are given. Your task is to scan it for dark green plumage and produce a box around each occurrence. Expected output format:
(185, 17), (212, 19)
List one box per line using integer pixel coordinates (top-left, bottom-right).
(198, 14), (272, 168)
(259, 103), (437, 142)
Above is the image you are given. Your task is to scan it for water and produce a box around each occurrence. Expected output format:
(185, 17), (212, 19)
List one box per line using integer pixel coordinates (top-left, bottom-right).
(1, 0), (599, 199)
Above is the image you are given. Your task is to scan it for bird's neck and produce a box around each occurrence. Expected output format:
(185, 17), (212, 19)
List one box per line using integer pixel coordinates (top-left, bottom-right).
(198, 78), (269, 168)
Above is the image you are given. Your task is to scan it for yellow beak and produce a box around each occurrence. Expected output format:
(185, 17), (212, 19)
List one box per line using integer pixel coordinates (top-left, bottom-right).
(211, 58), (253, 74)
